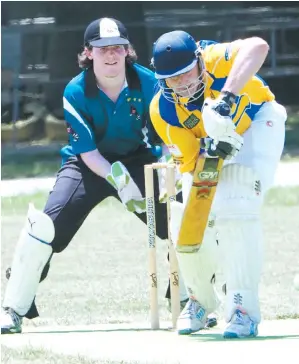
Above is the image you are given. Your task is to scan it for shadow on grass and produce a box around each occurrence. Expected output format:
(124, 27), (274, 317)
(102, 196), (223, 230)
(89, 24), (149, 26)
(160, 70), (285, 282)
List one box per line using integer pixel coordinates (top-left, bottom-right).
(24, 327), (171, 335)
(21, 328), (299, 342)
(189, 333), (299, 342)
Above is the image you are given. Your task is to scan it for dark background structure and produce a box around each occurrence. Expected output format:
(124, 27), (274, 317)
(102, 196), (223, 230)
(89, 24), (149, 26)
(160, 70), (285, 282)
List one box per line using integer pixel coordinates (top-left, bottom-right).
(1, 1), (299, 149)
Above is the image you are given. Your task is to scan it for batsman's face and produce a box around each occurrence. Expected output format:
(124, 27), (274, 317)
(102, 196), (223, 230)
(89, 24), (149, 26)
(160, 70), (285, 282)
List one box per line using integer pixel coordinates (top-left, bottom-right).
(87, 45), (128, 78)
(166, 64), (202, 98)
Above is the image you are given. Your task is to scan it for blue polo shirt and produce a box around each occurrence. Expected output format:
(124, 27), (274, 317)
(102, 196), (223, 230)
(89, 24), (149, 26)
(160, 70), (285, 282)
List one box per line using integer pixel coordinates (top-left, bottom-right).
(61, 63), (160, 164)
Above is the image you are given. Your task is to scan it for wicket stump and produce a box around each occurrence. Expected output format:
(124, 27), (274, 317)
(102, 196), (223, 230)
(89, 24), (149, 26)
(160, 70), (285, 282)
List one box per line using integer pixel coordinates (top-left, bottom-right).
(144, 163), (180, 330)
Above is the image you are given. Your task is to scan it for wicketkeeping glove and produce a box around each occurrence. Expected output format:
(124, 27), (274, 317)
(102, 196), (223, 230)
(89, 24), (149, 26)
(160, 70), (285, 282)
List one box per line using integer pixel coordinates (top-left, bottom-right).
(157, 155), (182, 203)
(106, 161), (146, 214)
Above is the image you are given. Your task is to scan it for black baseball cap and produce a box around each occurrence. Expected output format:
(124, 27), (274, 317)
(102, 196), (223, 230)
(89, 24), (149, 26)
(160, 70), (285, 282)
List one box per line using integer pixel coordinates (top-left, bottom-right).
(84, 17), (130, 47)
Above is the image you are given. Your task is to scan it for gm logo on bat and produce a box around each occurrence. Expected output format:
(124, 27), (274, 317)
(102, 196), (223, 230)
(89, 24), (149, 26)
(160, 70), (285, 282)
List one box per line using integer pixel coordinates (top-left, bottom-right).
(198, 171), (219, 180)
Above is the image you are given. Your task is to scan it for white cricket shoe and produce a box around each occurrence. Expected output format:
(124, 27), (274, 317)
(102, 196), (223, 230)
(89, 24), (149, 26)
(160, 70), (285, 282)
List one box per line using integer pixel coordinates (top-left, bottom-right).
(1, 307), (23, 334)
(223, 309), (258, 338)
(177, 298), (207, 335)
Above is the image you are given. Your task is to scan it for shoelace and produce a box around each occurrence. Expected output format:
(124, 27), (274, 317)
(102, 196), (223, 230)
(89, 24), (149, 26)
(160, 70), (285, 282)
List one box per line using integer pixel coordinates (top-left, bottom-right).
(233, 310), (245, 325)
(184, 300), (198, 317)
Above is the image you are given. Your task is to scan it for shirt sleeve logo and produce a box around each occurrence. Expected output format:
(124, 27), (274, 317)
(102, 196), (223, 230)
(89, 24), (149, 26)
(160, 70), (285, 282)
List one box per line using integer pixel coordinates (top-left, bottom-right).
(66, 123), (79, 142)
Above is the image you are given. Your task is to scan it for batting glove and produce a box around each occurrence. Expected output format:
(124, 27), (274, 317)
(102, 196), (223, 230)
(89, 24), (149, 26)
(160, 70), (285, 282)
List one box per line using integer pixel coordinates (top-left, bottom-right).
(202, 93), (244, 160)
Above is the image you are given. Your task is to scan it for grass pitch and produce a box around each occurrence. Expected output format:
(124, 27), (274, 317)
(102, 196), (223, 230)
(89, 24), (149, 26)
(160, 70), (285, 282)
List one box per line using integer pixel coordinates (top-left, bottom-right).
(1, 188), (299, 362)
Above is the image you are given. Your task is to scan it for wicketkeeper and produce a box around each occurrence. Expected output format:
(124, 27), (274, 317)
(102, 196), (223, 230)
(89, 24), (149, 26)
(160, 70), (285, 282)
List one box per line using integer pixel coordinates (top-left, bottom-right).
(1, 18), (190, 334)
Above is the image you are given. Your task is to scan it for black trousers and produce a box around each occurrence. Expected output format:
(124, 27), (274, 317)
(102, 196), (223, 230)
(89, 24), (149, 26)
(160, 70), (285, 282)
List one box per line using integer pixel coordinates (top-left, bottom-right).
(24, 152), (181, 318)
(44, 155), (171, 253)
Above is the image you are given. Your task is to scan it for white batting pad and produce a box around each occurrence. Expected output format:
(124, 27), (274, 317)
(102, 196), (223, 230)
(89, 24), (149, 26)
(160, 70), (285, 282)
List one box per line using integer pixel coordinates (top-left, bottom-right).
(178, 268), (189, 302)
(182, 172), (193, 207)
(2, 204), (54, 316)
(170, 201), (220, 314)
(213, 163), (263, 323)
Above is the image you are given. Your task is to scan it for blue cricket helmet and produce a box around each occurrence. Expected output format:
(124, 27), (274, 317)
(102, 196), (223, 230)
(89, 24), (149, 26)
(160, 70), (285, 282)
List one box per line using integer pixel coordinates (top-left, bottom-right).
(152, 31), (198, 79)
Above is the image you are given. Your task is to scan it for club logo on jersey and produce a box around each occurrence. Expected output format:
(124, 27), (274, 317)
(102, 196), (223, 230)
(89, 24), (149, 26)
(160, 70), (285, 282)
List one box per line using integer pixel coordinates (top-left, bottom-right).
(183, 114), (200, 129)
(130, 105), (141, 120)
(266, 121), (273, 127)
(66, 123), (79, 142)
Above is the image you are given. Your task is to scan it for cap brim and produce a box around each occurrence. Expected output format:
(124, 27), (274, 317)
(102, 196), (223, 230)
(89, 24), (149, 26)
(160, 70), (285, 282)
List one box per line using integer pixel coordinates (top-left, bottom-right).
(155, 59), (198, 80)
(90, 37), (129, 47)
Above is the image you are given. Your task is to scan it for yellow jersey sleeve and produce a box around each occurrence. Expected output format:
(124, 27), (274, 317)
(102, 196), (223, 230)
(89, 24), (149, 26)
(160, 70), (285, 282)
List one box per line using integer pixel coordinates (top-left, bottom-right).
(202, 40), (274, 135)
(203, 41), (241, 78)
(150, 92), (200, 173)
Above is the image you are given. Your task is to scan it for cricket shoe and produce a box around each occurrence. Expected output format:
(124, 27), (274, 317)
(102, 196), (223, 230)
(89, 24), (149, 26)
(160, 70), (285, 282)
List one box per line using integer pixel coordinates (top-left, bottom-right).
(177, 298), (207, 335)
(223, 309), (258, 338)
(1, 307), (23, 334)
(168, 298), (217, 328)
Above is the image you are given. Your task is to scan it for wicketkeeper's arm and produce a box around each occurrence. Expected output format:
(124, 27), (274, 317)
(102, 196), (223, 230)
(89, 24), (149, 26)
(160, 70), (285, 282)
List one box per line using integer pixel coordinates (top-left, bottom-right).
(80, 149), (112, 179)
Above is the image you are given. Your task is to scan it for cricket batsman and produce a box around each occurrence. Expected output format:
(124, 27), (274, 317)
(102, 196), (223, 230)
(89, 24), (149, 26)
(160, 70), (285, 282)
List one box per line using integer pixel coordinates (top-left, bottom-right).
(149, 31), (287, 338)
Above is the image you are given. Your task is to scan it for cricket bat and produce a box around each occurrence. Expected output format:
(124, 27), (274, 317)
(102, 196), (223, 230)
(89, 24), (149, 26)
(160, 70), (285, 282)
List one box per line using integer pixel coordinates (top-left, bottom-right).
(176, 155), (224, 248)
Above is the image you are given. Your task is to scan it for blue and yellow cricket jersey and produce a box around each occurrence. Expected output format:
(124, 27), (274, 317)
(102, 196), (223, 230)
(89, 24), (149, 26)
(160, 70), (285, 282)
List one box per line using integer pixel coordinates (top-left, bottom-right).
(150, 41), (275, 173)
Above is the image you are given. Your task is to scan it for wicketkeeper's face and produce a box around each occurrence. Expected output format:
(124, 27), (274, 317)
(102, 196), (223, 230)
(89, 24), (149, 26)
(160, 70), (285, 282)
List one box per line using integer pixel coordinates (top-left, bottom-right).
(87, 45), (128, 78)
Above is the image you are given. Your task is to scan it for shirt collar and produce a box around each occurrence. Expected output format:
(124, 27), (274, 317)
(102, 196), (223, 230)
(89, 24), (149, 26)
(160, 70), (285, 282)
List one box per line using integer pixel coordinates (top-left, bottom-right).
(122, 79), (128, 91)
(97, 78), (128, 91)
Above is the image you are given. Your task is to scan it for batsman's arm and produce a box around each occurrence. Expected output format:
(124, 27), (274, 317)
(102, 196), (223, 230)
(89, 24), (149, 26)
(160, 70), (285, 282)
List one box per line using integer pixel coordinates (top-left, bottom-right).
(221, 37), (269, 95)
(201, 39), (269, 139)
(204, 38), (269, 95)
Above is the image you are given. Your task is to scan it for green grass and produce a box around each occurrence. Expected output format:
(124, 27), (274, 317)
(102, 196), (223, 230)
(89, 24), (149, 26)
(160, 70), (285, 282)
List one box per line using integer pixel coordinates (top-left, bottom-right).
(285, 106), (299, 125)
(1, 195), (171, 327)
(1, 152), (61, 180)
(2, 149), (299, 179)
(265, 186), (299, 206)
(2, 186), (299, 215)
(1, 147), (299, 180)
(1, 345), (131, 364)
(276, 314), (299, 320)
(1, 192), (48, 213)
(1, 190), (299, 362)
(282, 106), (299, 156)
